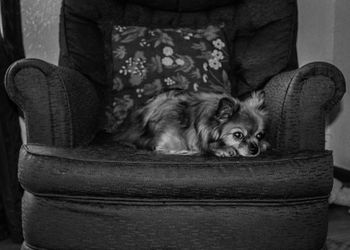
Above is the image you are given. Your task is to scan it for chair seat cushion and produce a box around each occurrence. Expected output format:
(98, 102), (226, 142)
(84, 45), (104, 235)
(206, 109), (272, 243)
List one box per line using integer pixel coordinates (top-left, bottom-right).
(19, 143), (333, 201)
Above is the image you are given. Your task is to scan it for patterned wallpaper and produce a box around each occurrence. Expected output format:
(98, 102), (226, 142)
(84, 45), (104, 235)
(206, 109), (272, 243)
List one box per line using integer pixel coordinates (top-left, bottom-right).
(21, 0), (62, 64)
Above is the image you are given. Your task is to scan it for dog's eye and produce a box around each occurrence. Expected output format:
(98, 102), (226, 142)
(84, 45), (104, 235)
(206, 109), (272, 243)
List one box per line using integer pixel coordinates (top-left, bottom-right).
(233, 132), (244, 140)
(256, 132), (265, 140)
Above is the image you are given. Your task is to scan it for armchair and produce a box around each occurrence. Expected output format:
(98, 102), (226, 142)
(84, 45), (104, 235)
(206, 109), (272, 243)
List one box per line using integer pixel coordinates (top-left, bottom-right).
(5, 0), (345, 249)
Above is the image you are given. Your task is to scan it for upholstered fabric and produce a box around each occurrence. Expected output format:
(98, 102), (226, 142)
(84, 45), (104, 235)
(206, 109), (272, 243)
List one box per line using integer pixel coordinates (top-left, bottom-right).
(21, 192), (329, 250)
(5, 59), (100, 147)
(105, 24), (232, 132)
(264, 62), (346, 151)
(19, 144), (332, 250)
(19, 144), (333, 199)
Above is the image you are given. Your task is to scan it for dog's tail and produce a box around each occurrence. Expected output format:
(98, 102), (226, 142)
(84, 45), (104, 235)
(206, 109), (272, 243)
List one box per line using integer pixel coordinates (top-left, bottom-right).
(112, 109), (156, 150)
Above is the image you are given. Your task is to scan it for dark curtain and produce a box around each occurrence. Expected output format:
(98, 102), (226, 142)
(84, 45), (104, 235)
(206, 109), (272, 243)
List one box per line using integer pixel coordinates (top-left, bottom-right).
(0, 0), (25, 243)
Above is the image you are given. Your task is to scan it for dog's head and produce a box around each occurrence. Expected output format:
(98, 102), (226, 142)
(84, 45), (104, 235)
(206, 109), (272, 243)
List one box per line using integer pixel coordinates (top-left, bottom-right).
(214, 91), (269, 157)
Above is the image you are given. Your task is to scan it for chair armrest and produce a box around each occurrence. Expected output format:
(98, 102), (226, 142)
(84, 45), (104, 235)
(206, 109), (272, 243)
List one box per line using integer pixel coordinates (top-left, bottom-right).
(264, 62), (346, 152)
(5, 58), (100, 147)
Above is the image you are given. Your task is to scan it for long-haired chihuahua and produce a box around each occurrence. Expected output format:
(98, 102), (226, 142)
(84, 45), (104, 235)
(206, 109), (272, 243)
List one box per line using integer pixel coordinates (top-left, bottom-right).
(114, 90), (269, 157)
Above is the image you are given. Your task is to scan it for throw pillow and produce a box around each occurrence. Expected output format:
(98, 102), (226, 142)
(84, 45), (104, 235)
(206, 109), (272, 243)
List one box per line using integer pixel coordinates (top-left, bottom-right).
(104, 24), (232, 133)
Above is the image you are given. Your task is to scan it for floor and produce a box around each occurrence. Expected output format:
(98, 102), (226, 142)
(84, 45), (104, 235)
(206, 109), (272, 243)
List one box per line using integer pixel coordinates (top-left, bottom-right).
(0, 205), (349, 250)
(327, 205), (350, 249)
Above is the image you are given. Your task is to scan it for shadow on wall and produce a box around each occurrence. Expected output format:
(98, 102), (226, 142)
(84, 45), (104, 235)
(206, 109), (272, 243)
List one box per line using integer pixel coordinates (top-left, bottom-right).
(327, 103), (343, 126)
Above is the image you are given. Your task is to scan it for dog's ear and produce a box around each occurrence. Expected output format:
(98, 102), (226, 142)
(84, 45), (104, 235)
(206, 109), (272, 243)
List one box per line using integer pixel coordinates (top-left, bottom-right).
(245, 91), (265, 110)
(216, 97), (239, 122)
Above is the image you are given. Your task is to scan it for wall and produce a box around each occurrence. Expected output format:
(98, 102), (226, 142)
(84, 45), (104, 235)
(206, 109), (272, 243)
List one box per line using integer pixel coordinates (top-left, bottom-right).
(298, 0), (350, 170)
(297, 0), (335, 64)
(0, 3), (2, 36)
(329, 0), (350, 170)
(21, 0), (61, 64)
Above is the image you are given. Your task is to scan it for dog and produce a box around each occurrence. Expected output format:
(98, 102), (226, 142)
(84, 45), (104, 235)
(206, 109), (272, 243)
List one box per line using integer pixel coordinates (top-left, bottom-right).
(113, 90), (269, 157)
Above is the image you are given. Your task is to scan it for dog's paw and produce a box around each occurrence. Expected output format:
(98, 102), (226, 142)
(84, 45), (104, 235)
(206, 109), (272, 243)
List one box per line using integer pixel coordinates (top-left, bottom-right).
(155, 147), (200, 155)
(213, 147), (237, 157)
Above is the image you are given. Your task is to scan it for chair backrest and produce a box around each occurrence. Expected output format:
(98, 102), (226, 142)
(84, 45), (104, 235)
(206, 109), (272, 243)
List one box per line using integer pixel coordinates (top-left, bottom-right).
(59, 0), (298, 98)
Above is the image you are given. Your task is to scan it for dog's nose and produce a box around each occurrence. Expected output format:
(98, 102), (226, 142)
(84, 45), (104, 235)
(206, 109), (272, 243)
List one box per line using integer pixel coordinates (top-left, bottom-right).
(249, 143), (259, 155)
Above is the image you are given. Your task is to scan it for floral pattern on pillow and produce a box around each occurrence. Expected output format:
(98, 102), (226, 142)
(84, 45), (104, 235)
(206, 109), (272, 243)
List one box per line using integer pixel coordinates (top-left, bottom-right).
(104, 25), (232, 133)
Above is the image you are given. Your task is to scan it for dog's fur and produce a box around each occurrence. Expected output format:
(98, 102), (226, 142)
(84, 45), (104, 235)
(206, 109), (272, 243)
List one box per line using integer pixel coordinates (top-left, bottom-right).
(114, 90), (269, 157)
